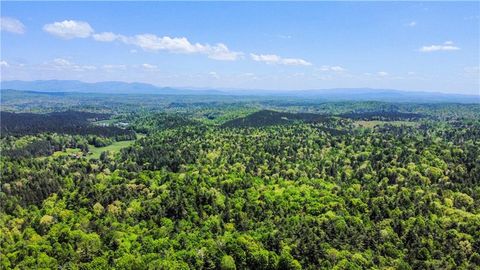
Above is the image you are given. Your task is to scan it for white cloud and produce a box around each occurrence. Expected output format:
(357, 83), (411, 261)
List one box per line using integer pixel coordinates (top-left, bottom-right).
(142, 63), (158, 69)
(250, 53), (312, 66)
(102, 64), (127, 71)
(419, 41), (460, 52)
(121, 34), (242, 60)
(43, 20), (94, 39)
(53, 58), (72, 66)
(207, 43), (243, 61)
(407, 21), (417, 27)
(90, 32), (242, 61)
(128, 34), (187, 53)
(282, 58), (312, 66)
(251, 54), (280, 63)
(40, 19), (247, 62)
(377, 71), (389, 77)
(47, 58), (97, 71)
(319, 65), (346, 72)
(42, 20), (330, 63)
(92, 32), (122, 42)
(1, 17), (25, 34)
(1, 60), (9, 67)
(330, 66), (345, 72)
(129, 35), (195, 52)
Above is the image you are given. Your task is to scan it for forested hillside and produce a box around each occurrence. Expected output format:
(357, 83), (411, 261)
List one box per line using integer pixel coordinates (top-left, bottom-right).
(0, 111), (134, 139)
(1, 101), (479, 269)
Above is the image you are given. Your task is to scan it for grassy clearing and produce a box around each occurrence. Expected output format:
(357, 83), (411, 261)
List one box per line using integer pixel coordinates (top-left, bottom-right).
(88, 134), (146, 159)
(355, 120), (419, 128)
(41, 134), (146, 160)
(88, 140), (135, 159)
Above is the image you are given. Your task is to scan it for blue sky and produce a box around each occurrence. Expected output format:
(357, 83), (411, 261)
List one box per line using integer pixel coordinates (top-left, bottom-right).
(1, 2), (479, 94)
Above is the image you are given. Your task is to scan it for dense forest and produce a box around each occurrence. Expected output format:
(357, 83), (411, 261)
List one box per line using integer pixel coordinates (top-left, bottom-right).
(1, 93), (479, 269)
(0, 111), (135, 138)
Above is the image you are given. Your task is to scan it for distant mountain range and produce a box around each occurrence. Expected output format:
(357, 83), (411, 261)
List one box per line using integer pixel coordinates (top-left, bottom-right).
(0, 80), (223, 95)
(1, 80), (478, 103)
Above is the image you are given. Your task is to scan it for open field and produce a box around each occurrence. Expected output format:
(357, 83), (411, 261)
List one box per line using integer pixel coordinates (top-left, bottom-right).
(88, 139), (135, 159)
(42, 134), (146, 160)
(88, 133), (146, 159)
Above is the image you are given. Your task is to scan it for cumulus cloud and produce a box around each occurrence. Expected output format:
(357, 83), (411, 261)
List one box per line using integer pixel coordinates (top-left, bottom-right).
(43, 20), (316, 64)
(92, 32), (122, 42)
(1, 60), (9, 68)
(1, 17), (25, 34)
(47, 58), (96, 71)
(128, 34), (201, 52)
(43, 20), (94, 39)
(319, 65), (346, 72)
(250, 54), (280, 63)
(250, 53), (312, 66)
(119, 34), (242, 60)
(419, 41), (460, 52)
(90, 31), (242, 61)
(207, 43), (242, 61)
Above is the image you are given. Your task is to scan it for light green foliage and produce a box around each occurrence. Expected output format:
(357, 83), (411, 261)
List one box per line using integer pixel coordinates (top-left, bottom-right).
(1, 103), (479, 269)
(220, 255), (237, 270)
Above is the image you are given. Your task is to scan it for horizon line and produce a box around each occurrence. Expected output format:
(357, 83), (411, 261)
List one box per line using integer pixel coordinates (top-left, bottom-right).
(1, 79), (479, 96)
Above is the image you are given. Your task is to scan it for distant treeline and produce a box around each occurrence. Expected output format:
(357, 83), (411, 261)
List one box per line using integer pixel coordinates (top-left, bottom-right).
(0, 111), (135, 138)
(339, 111), (424, 121)
(222, 110), (334, 128)
(221, 109), (423, 128)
